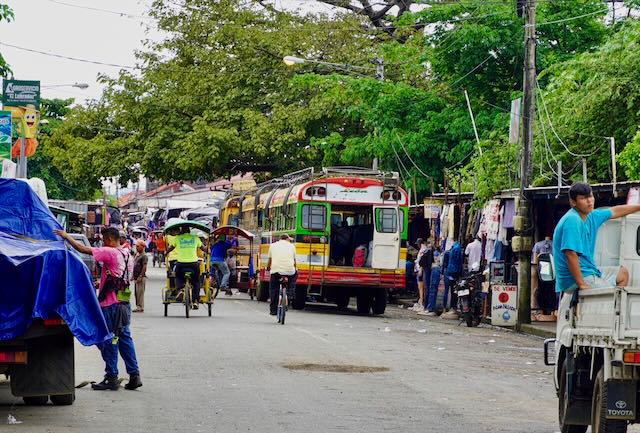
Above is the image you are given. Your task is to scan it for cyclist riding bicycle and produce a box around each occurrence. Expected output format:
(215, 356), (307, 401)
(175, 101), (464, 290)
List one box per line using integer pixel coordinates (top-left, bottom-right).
(267, 234), (297, 316)
(166, 226), (207, 309)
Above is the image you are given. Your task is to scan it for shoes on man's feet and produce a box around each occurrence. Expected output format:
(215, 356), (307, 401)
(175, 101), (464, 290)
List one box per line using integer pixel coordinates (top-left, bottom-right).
(225, 289), (233, 296)
(269, 311), (277, 316)
(91, 376), (120, 391)
(192, 303), (199, 310)
(124, 374), (142, 390)
(414, 304), (425, 313)
(417, 310), (436, 316)
(175, 290), (185, 302)
(440, 310), (460, 320)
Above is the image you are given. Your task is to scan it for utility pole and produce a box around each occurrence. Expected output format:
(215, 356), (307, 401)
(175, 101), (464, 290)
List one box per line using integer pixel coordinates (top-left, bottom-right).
(516, 0), (536, 328)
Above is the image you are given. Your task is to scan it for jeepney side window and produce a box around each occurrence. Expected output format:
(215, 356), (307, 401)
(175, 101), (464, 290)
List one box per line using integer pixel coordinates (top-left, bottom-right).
(375, 208), (398, 233)
(302, 204), (326, 231)
(257, 209), (264, 228)
(399, 208), (405, 235)
(287, 204), (296, 230)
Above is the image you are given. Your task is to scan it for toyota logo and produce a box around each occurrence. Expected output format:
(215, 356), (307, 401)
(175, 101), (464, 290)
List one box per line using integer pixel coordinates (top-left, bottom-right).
(615, 400), (627, 409)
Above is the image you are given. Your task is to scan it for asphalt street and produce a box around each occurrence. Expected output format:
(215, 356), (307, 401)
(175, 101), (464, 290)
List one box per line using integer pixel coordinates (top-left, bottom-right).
(0, 265), (624, 433)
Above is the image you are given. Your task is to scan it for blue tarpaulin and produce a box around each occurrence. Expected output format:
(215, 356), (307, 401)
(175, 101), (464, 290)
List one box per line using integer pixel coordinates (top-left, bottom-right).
(0, 179), (110, 346)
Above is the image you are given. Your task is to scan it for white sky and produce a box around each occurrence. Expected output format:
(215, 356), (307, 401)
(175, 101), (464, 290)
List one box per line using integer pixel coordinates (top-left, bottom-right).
(0, 0), (157, 103)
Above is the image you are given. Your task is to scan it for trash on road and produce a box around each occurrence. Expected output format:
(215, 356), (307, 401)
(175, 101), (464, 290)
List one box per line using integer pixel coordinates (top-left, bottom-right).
(7, 414), (22, 425)
(417, 329), (427, 333)
(437, 347), (446, 351)
(487, 339), (496, 343)
(383, 327), (391, 332)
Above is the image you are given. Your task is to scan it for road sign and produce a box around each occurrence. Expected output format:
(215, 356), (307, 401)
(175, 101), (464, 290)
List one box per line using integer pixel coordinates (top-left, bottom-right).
(0, 110), (11, 160)
(2, 80), (40, 110)
(492, 284), (518, 326)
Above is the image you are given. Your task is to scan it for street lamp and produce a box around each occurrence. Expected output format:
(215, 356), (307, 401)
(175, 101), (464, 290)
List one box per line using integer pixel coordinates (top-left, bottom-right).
(283, 56), (305, 66)
(41, 82), (90, 89)
(282, 55), (383, 80)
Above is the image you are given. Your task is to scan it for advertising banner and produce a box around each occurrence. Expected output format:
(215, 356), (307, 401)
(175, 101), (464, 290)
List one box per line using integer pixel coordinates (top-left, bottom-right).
(2, 79), (40, 109)
(491, 284), (518, 326)
(0, 110), (11, 160)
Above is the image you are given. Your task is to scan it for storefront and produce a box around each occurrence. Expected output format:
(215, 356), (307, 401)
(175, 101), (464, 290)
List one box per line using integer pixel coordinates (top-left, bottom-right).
(417, 181), (640, 326)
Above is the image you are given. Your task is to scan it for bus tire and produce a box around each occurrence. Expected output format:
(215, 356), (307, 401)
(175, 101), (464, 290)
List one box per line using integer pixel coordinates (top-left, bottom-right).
(371, 288), (387, 315)
(336, 292), (350, 309)
(256, 281), (269, 302)
(356, 292), (372, 315)
(292, 286), (306, 310)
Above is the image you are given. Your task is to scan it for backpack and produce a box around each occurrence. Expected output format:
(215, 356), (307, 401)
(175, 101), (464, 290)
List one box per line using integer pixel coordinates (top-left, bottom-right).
(98, 250), (132, 304)
(353, 245), (367, 267)
(419, 248), (433, 269)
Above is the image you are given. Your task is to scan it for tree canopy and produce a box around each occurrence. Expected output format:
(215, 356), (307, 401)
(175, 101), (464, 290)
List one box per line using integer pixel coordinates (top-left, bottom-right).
(41, 0), (640, 202)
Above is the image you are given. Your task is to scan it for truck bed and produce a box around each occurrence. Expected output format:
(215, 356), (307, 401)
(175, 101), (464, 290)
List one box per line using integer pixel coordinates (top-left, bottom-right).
(573, 286), (640, 348)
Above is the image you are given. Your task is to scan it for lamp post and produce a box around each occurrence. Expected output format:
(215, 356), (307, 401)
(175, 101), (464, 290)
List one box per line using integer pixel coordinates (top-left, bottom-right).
(283, 55), (383, 81)
(41, 82), (90, 89)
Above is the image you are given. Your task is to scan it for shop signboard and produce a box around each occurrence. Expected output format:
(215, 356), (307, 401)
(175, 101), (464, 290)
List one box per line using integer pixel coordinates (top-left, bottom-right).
(0, 110), (11, 160)
(2, 79), (40, 109)
(492, 284), (517, 326)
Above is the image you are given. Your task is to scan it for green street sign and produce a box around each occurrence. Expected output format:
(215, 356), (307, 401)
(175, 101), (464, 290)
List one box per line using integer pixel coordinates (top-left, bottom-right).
(0, 110), (11, 160)
(2, 79), (40, 110)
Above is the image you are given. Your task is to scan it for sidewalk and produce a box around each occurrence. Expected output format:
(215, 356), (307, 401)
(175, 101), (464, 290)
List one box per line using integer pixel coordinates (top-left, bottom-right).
(391, 297), (556, 338)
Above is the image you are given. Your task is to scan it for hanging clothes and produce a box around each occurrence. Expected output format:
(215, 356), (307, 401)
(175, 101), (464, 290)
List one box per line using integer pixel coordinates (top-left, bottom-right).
(502, 199), (516, 229)
(447, 204), (456, 240)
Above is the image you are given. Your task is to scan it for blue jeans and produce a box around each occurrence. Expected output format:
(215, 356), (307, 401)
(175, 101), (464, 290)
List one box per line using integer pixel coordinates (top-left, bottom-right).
(426, 267), (441, 312)
(212, 260), (231, 289)
(442, 273), (458, 310)
(99, 304), (139, 377)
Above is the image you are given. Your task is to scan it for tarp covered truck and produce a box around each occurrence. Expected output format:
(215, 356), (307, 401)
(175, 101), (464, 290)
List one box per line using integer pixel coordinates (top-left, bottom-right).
(0, 179), (110, 405)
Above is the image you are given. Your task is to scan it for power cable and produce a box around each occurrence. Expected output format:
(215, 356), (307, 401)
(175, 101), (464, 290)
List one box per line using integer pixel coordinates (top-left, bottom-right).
(0, 42), (136, 69)
(44, 0), (152, 21)
(394, 132), (434, 180)
(530, 8), (608, 27)
(536, 78), (603, 157)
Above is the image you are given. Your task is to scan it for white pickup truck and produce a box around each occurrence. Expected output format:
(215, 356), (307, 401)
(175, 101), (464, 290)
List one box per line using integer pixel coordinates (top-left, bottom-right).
(546, 213), (640, 433)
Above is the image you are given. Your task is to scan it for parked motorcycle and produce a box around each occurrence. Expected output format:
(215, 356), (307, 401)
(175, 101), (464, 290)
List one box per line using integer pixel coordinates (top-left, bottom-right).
(455, 271), (483, 327)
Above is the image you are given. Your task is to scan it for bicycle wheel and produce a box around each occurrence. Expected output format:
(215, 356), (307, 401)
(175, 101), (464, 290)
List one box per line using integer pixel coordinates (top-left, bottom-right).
(279, 286), (286, 325)
(184, 281), (191, 318)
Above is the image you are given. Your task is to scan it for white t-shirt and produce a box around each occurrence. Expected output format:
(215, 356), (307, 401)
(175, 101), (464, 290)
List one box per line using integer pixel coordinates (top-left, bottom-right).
(465, 239), (483, 272)
(268, 240), (296, 274)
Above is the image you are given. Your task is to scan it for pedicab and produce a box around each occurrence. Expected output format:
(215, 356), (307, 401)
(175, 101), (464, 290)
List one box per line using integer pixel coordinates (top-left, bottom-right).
(162, 219), (215, 318)
(210, 225), (256, 299)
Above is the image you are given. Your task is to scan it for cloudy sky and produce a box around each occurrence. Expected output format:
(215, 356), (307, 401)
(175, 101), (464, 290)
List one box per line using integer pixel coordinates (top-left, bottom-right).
(0, 0), (157, 103)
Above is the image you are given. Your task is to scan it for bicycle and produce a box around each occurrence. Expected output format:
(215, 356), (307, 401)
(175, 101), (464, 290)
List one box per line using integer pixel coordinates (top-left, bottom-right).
(277, 275), (289, 325)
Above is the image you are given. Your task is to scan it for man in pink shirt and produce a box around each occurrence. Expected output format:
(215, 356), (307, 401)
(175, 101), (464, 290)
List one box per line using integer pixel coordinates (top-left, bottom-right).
(55, 226), (142, 391)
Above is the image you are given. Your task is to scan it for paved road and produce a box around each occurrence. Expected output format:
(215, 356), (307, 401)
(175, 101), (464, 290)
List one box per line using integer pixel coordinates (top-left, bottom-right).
(0, 266), (613, 432)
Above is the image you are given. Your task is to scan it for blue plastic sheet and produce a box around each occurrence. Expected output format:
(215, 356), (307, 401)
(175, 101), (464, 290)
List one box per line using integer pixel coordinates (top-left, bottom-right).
(0, 179), (110, 346)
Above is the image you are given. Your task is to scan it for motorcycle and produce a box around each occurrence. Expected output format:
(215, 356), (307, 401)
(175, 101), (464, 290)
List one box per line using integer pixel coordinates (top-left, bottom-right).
(455, 271), (483, 327)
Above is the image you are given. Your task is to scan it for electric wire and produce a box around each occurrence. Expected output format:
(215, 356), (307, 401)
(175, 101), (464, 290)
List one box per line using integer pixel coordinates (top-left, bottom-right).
(0, 42), (136, 69)
(530, 7), (609, 27)
(394, 131), (434, 180)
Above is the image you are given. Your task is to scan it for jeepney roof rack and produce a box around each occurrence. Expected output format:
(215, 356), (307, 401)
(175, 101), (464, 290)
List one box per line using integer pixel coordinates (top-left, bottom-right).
(322, 166), (400, 187)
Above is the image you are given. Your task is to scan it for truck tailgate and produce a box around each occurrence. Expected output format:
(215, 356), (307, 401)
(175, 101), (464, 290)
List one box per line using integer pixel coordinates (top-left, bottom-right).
(577, 287), (640, 342)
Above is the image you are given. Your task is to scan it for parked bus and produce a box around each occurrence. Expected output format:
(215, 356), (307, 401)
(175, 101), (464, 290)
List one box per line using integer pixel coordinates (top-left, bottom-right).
(222, 167), (408, 315)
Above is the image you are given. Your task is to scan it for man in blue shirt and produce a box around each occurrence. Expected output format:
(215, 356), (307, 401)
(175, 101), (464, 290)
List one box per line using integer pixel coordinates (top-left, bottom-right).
(211, 235), (237, 295)
(553, 182), (637, 294)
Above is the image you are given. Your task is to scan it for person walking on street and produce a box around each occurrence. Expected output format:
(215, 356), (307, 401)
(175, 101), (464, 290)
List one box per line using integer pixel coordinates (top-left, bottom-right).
(133, 240), (148, 313)
(55, 226), (142, 391)
(267, 234), (297, 316)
